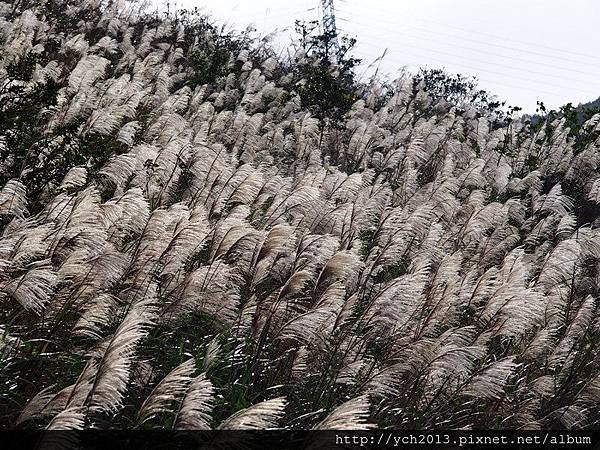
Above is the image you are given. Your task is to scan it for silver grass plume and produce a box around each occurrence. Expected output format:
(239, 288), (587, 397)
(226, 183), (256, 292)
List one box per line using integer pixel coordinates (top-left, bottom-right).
(137, 359), (196, 424)
(86, 300), (157, 414)
(219, 397), (287, 430)
(173, 373), (215, 430)
(314, 396), (375, 430)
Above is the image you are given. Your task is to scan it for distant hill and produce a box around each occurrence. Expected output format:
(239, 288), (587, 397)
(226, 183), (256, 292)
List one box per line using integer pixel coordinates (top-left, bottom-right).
(580, 97), (600, 110)
(527, 96), (600, 127)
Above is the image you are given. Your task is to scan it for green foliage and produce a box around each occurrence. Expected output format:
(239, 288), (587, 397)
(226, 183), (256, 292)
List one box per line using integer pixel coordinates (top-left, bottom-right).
(0, 47), (123, 212)
(188, 45), (233, 87)
(414, 68), (496, 110)
(178, 10), (249, 88)
(558, 102), (600, 152)
(523, 100), (600, 154)
(415, 68), (482, 105)
(0, 54), (63, 201)
(414, 68), (521, 128)
(293, 20), (361, 129)
(0, 65), (116, 212)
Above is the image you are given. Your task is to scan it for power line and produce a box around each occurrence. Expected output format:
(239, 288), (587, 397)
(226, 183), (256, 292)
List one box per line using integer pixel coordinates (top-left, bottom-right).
(343, 27), (598, 88)
(408, 17), (600, 64)
(336, 16), (600, 81)
(356, 46), (570, 99)
(354, 39), (593, 97)
(336, 15), (600, 97)
(337, 3), (600, 68)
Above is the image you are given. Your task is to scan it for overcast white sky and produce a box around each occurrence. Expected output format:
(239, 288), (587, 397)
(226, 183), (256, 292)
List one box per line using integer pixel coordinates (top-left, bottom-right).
(172, 0), (600, 113)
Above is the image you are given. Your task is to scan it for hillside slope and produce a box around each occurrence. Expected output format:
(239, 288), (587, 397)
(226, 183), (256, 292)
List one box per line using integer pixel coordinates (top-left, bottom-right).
(1, 0), (600, 430)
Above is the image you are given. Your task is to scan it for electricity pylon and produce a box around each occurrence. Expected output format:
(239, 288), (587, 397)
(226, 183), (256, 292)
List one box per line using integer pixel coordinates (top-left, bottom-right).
(320, 0), (340, 53)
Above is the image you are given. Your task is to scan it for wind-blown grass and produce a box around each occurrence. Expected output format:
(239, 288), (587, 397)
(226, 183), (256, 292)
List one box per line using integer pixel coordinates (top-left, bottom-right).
(0, 0), (599, 430)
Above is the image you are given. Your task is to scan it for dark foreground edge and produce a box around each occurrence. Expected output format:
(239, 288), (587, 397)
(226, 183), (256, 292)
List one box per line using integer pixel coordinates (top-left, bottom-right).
(3, 430), (599, 450)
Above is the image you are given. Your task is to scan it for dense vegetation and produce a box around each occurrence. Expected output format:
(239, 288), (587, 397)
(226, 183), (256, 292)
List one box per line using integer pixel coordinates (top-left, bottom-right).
(1, 0), (600, 430)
